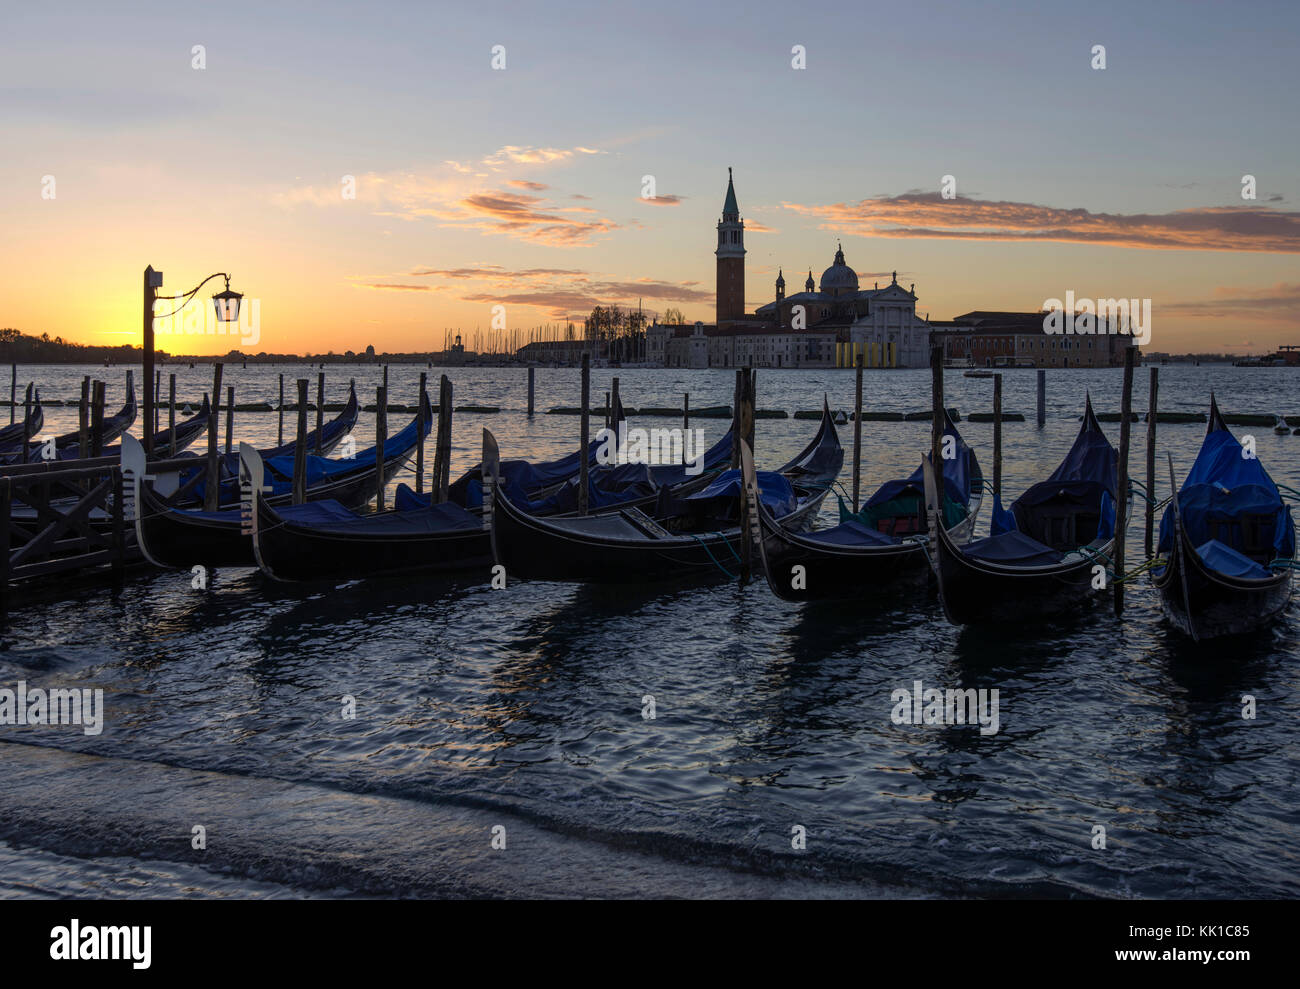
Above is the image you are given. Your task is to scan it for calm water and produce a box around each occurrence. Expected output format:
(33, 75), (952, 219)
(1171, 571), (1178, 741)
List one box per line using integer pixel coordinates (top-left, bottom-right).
(2, 362), (1298, 898)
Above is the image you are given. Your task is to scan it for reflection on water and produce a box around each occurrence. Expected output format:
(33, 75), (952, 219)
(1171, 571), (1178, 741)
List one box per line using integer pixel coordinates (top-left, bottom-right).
(2, 364), (1297, 897)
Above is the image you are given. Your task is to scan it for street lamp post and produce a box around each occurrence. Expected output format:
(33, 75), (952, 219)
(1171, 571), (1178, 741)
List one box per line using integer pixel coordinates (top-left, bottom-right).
(143, 266), (161, 455)
(143, 267), (242, 456)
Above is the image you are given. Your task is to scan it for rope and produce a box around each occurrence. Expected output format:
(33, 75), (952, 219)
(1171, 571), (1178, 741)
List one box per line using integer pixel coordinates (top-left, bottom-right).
(687, 532), (737, 579)
(1111, 557), (1161, 583)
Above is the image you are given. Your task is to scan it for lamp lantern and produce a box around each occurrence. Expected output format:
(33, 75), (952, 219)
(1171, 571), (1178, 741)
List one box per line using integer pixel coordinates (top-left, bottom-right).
(212, 276), (243, 322)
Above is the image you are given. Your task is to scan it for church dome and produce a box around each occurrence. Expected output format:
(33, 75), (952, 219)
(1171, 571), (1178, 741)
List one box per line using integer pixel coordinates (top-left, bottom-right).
(819, 244), (859, 297)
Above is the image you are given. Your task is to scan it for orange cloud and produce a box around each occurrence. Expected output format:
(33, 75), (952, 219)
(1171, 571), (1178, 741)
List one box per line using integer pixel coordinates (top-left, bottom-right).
(368, 266), (711, 319)
(1165, 282), (1300, 318)
(783, 193), (1300, 253)
(276, 145), (616, 245)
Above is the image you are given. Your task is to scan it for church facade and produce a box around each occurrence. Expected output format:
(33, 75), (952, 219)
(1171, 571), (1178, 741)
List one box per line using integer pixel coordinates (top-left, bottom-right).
(647, 170), (932, 369)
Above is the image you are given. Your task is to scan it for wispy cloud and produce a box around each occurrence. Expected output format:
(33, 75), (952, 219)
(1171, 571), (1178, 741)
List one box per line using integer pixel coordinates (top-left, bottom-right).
(276, 145), (616, 245)
(1165, 282), (1300, 319)
(783, 193), (1300, 253)
(356, 265), (710, 319)
(640, 194), (685, 206)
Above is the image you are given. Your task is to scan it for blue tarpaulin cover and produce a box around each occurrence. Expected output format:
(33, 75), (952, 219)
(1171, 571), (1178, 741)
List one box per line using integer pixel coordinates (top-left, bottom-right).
(991, 403), (1117, 541)
(421, 427), (735, 512)
(190, 398), (430, 504)
(802, 519), (898, 547)
(685, 469), (796, 517)
(862, 414), (974, 513)
(963, 529), (1065, 566)
(1157, 416), (1295, 567)
(1194, 538), (1273, 580)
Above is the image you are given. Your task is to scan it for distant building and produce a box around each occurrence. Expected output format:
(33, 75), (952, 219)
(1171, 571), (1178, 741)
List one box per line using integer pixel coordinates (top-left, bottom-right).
(644, 170), (930, 368)
(930, 311), (1134, 368)
(516, 338), (603, 365)
(648, 320), (837, 369)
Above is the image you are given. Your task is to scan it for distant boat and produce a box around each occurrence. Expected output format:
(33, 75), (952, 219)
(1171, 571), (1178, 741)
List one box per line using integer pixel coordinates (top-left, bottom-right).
(964, 369), (995, 378)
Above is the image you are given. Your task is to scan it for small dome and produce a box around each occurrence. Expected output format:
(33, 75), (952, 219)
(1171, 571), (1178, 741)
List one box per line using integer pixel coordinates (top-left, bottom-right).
(819, 244), (858, 297)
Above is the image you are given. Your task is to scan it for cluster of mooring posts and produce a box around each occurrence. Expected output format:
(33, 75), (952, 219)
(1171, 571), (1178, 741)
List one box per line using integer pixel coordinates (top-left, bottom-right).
(0, 343), (1286, 623)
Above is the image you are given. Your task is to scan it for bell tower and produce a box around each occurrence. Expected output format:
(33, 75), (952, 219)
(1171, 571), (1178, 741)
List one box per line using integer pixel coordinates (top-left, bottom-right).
(715, 167), (745, 326)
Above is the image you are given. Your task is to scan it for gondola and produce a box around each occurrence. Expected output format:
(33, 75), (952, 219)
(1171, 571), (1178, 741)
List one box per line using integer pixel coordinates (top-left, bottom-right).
(49, 371), (137, 451)
(0, 390), (43, 450)
(247, 414), (743, 583)
(924, 395), (1120, 626)
(2, 394), (212, 465)
(4, 372), (139, 456)
(246, 438), (491, 582)
(744, 408), (983, 602)
(9, 386), (359, 533)
(1150, 396), (1295, 640)
(489, 401), (843, 584)
(124, 389), (429, 569)
(393, 390), (634, 511)
(154, 383), (360, 509)
(255, 382), (359, 460)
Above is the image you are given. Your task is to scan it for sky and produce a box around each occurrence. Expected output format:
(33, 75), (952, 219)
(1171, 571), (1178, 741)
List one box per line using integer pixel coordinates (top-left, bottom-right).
(1, 0), (1298, 355)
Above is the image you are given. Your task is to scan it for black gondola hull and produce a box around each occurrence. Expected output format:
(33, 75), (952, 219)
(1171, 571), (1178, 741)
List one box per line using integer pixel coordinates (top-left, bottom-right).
(493, 482), (828, 584)
(931, 518), (1111, 625)
(252, 497), (492, 582)
(756, 514), (930, 602)
(136, 448), (422, 569)
(1153, 529), (1292, 639)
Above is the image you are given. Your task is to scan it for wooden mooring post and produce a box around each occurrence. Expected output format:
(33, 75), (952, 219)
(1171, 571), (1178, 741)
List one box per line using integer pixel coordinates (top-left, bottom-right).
(293, 379), (308, 505)
(277, 373), (285, 447)
(683, 393), (690, 431)
(993, 373), (1003, 503)
(852, 353), (864, 512)
(738, 368), (756, 584)
(8, 364), (14, 425)
(168, 374), (177, 456)
(22, 383), (34, 459)
(374, 385), (388, 511)
(204, 363), (223, 511)
(1036, 369), (1046, 429)
(78, 377), (89, 460)
(415, 372), (427, 493)
(930, 343), (945, 474)
(1114, 345), (1136, 615)
(527, 366), (535, 418)
(730, 369), (743, 469)
(316, 371), (325, 454)
(225, 385), (234, 454)
(436, 375), (452, 503)
(579, 353), (590, 516)
(1144, 366), (1159, 557)
(90, 381), (105, 457)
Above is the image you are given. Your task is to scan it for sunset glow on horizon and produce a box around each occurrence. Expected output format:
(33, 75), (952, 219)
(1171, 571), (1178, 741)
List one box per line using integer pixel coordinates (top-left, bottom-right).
(3, 0), (1298, 356)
